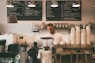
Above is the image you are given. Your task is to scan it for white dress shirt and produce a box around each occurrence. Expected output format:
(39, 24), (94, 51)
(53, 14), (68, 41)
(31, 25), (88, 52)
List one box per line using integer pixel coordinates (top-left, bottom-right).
(45, 33), (63, 44)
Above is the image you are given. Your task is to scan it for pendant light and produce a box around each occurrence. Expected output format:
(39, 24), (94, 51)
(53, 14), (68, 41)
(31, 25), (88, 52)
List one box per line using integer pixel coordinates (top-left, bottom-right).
(6, 0), (14, 8)
(8, 14), (17, 23)
(50, 0), (58, 7)
(72, 0), (80, 7)
(28, 0), (36, 7)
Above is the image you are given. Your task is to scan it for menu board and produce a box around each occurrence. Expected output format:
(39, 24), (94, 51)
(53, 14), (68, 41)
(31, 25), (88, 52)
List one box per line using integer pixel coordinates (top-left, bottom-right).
(7, 1), (42, 20)
(46, 1), (81, 21)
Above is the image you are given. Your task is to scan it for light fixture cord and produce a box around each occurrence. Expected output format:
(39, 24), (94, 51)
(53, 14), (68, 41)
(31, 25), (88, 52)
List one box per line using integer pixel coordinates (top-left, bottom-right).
(51, 0), (57, 4)
(30, 0), (35, 3)
(76, 0), (80, 4)
(10, 0), (13, 4)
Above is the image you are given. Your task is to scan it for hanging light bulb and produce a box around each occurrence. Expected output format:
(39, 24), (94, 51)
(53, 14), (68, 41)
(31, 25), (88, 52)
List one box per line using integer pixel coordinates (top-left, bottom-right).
(6, 0), (14, 8)
(72, 0), (80, 7)
(28, 0), (36, 7)
(50, 0), (58, 7)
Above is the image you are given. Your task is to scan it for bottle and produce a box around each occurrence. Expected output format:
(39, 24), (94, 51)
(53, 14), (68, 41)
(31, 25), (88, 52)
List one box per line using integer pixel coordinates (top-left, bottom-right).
(65, 23), (68, 28)
(62, 24), (65, 29)
(56, 23), (59, 29)
(59, 23), (62, 29)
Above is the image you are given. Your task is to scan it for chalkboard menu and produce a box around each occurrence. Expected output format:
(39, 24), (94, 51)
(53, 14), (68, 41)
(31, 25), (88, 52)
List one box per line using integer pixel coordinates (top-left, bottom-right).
(46, 1), (81, 21)
(7, 1), (42, 20)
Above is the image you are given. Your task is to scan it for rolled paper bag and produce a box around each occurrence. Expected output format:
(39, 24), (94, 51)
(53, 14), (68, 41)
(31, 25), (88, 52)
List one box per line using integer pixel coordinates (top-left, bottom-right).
(70, 27), (76, 47)
(76, 31), (81, 46)
(81, 29), (87, 47)
(76, 26), (80, 31)
(66, 34), (71, 46)
(75, 26), (81, 46)
(86, 25), (91, 45)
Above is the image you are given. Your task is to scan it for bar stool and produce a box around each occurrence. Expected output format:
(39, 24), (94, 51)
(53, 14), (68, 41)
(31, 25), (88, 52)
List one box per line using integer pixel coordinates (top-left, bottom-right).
(90, 54), (95, 63)
(76, 53), (91, 63)
(91, 57), (95, 63)
(59, 52), (72, 63)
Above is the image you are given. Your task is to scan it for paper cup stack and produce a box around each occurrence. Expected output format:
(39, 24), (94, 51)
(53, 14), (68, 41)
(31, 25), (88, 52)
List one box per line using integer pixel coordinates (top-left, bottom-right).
(81, 29), (87, 47)
(66, 34), (71, 46)
(86, 24), (91, 45)
(70, 27), (76, 46)
(75, 26), (81, 46)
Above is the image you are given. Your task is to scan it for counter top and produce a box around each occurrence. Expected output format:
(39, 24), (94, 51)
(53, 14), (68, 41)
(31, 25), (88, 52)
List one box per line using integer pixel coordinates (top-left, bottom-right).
(54, 45), (93, 49)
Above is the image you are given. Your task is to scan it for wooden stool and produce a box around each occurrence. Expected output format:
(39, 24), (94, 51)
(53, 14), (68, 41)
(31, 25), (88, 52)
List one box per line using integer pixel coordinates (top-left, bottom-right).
(59, 52), (72, 63)
(76, 53), (91, 63)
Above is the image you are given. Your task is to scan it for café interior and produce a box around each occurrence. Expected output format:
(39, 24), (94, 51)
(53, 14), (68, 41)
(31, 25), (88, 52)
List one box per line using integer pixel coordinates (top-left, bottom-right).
(0, 0), (95, 63)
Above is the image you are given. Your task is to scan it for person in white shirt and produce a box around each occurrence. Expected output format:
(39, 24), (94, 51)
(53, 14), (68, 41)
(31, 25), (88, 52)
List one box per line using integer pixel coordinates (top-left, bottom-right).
(42, 23), (63, 48)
